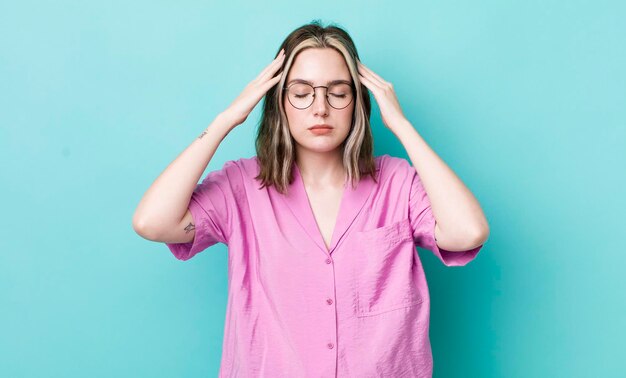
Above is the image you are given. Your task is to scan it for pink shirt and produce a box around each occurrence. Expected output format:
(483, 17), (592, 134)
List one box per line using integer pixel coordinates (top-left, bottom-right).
(166, 154), (483, 377)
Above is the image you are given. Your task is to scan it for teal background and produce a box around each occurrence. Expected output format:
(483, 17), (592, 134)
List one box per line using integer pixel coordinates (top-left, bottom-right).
(1, 1), (624, 377)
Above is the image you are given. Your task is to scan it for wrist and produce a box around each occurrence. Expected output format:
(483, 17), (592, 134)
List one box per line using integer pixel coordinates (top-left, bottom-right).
(212, 112), (238, 133)
(218, 111), (241, 129)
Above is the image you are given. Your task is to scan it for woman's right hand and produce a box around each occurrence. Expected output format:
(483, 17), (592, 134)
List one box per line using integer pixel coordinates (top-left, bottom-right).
(222, 49), (286, 127)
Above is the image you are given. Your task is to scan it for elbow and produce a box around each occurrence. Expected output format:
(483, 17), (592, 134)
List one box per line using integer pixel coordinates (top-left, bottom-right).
(472, 224), (490, 247)
(132, 213), (158, 240)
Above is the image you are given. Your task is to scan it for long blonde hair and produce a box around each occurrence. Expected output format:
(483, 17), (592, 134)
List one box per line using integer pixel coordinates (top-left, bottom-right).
(255, 20), (378, 195)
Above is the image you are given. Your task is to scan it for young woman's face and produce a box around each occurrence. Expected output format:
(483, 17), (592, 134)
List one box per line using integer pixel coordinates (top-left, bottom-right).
(283, 48), (355, 156)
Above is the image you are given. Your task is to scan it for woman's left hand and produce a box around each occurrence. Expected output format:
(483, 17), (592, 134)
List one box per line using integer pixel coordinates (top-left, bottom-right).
(357, 60), (408, 132)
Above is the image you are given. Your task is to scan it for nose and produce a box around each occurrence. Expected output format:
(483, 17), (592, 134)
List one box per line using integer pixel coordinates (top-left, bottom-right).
(312, 87), (329, 116)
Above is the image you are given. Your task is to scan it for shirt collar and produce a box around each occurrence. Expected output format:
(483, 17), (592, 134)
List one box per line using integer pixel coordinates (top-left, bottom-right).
(280, 159), (378, 256)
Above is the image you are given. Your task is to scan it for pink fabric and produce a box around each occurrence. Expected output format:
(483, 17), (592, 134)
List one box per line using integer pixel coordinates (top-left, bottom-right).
(166, 154), (482, 377)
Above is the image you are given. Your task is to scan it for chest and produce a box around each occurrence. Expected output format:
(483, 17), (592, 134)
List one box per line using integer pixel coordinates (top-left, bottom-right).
(304, 186), (344, 251)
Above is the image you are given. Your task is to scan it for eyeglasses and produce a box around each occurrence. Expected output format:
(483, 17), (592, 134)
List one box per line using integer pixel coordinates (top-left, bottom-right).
(283, 82), (354, 110)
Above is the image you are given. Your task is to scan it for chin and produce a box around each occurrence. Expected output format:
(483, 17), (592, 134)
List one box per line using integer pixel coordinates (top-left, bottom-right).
(295, 139), (345, 154)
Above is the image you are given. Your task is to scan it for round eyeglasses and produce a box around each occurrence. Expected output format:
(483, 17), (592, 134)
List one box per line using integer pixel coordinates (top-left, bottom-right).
(283, 82), (354, 110)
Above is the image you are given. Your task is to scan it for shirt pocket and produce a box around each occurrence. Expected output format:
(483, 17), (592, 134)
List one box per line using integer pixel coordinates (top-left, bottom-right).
(354, 218), (423, 317)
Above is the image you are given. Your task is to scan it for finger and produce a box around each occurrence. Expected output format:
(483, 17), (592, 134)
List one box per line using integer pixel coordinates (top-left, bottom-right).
(357, 60), (370, 73)
(358, 74), (375, 90)
(255, 66), (283, 87)
(262, 55), (285, 81)
(358, 63), (386, 88)
(358, 71), (382, 92)
(262, 73), (283, 92)
(258, 53), (285, 80)
(255, 51), (286, 82)
(357, 61), (386, 84)
(357, 60), (377, 77)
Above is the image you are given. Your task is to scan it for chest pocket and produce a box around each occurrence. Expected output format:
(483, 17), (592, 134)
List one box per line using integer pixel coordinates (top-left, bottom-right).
(354, 218), (423, 317)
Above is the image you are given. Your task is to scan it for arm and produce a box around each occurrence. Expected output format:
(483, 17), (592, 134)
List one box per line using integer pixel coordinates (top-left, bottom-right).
(133, 49), (285, 245)
(393, 120), (490, 251)
(132, 112), (237, 243)
(355, 60), (489, 252)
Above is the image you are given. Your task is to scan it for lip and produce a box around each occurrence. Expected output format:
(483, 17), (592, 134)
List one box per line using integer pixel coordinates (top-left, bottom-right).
(308, 124), (333, 130)
(309, 128), (333, 135)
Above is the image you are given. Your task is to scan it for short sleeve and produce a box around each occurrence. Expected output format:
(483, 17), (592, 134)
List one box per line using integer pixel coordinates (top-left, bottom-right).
(165, 161), (237, 261)
(407, 160), (482, 266)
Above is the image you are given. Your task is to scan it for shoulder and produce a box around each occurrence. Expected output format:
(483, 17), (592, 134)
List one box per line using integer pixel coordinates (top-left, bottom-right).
(209, 155), (258, 178)
(196, 157), (255, 193)
(374, 154), (414, 181)
(206, 156), (262, 192)
(229, 155), (259, 173)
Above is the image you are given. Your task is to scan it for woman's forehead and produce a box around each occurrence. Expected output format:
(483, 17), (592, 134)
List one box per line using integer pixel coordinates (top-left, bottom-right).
(287, 48), (351, 83)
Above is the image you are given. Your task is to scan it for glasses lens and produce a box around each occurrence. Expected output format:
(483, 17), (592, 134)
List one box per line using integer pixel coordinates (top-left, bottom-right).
(327, 83), (353, 109)
(288, 83), (315, 109)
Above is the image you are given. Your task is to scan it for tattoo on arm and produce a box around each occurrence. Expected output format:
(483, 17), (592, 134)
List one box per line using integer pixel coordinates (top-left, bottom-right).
(198, 130), (208, 139)
(184, 222), (196, 233)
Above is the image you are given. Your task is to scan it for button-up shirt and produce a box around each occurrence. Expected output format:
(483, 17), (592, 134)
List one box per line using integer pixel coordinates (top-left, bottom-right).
(166, 154), (483, 377)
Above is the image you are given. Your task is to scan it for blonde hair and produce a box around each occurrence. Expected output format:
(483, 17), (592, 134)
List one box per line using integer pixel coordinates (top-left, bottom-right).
(255, 20), (378, 195)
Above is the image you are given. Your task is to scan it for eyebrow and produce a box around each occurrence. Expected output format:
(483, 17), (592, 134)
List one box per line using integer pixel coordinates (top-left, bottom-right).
(287, 78), (352, 86)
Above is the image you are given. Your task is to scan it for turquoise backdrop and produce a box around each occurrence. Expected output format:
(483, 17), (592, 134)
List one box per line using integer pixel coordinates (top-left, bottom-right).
(1, 1), (624, 377)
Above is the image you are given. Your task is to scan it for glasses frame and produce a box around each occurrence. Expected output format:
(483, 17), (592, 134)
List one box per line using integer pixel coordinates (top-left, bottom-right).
(282, 82), (355, 110)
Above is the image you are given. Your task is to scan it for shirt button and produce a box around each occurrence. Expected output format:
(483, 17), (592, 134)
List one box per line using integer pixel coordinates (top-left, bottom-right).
(327, 342), (334, 349)
(325, 258), (332, 264)
(326, 298), (333, 305)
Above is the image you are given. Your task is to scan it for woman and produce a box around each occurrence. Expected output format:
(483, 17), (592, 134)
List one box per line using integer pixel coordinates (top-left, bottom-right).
(133, 20), (489, 378)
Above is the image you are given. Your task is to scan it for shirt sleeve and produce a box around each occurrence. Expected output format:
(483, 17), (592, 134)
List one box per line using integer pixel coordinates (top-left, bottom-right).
(165, 160), (237, 261)
(406, 160), (482, 266)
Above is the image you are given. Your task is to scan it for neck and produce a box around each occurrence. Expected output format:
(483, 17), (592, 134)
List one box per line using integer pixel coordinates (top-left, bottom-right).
(295, 148), (346, 188)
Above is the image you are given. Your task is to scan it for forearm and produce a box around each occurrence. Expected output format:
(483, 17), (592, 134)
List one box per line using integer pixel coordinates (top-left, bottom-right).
(132, 112), (236, 237)
(392, 119), (489, 242)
